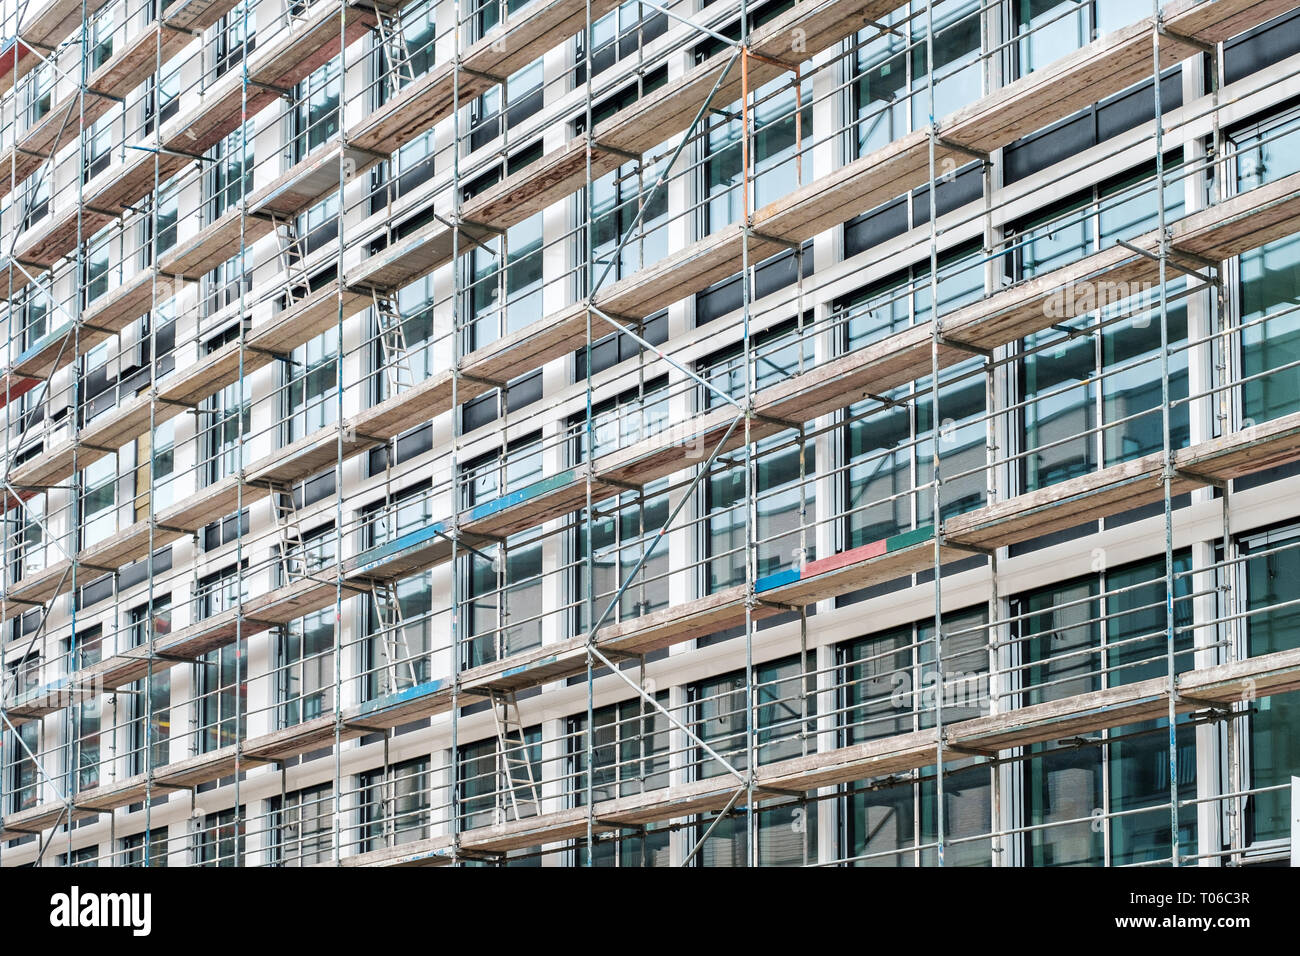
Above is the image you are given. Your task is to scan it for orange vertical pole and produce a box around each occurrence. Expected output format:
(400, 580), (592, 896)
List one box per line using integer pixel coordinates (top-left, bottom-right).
(795, 65), (802, 185)
(741, 49), (750, 221)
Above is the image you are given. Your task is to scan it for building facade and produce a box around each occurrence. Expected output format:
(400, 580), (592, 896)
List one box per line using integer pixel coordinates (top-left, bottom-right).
(0, 0), (1299, 866)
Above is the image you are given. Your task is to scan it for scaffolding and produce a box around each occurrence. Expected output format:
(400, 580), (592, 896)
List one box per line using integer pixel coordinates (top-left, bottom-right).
(0, 0), (1298, 866)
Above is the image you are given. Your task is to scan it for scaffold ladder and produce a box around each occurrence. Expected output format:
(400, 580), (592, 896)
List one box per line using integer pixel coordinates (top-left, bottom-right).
(490, 690), (541, 824)
(272, 485), (307, 583)
(272, 215), (312, 305)
(285, 0), (311, 25)
(370, 579), (418, 693)
(372, 290), (416, 395)
(374, 7), (414, 97)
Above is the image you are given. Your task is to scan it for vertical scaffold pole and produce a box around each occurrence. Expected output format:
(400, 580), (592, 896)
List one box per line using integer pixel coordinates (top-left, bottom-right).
(231, 0), (253, 864)
(1, 3), (14, 866)
(143, 0), (166, 866)
(331, 0), (349, 867)
(62, 0), (91, 867)
(1152, 5), (1179, 868)
(977, 0), (1003, 870)
(924, 0), (945, 869)
(449, 0), (464, 865)
(582, 0), (597, 868)
(739, 0), (759, 865)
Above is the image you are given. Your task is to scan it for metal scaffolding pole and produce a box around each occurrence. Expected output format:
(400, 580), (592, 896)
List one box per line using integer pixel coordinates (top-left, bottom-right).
(142, 0), (167, 867)
(231, 0), (254, 865)
(582, 0), (596, 869)
(739, 0), (757, 869)
(450, 0), (464, 866)
(923, 0), (946, 868)
(332, 0), (349, 868)
(1152, 1), (1179, 868)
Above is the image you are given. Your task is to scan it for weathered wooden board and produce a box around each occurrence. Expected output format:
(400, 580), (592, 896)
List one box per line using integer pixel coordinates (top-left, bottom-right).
(248, 141), (377, 218)
(158, 206), (275, 279)
(19, 0), (114, 50)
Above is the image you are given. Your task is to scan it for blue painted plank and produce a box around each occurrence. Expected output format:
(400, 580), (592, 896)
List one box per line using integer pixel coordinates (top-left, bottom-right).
(467, 468), (577, 522)
(756, 568), (800, 592)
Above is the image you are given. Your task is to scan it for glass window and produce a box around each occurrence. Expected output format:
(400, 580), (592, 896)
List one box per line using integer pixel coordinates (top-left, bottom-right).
(360, 757), (430, 851)
(17, 278), (49, 348)
(84, 115), (114, 182)
(460, 435), (543, 509)
(705, 319), (813, 406)
(120, 829), (168, 867)
(837, 609), (992, 866)
(203, 343), (251, 486)
(393, 0), (437, 90)
(706, 434), (814, 589)
(1016, 578), (1101, 705)
(277, 518), (336, 588)
(293, 55), (341, 161)
(1106, 553), (1193, 685)
(692, 800), (814, 867)
(1015, 0), (1140, 79)
(278, 606), (334, 726)
(72, 645), (103, 793)
(690, 654), (813, 778)
(578, 1), (667, 81)
(140, 180), (180, 267)
(196, 642), (245, 753)
(4, 719), (39, 814)
(702, 321), (816, 589)
(1013, 162), (1188, 494)
(195, 561), (246, 621)
(463, 214), (544, 351)
(1015, 553), (1196, 865)
(458, 729), (541, 830)
(208, 122), (255, 221)
(142, 68), (181, 136)
(213, 1), (255, 78)
(573, 482), (670, 634)
(567, 693), (670, 805)
(462, 535), (543, 668)
(372, 277), (436, 404)
(915, 0), (982, 125)
(853, 0), (983, 156)
(584, 152), (669, 286)
(362, 574), (432, 700)
(282, 330), (339, 444)
(129, 597), (172, 776)
(1235, 112), (1300, 428)
(91, 8), (115, 69)
(1241, 525), (1300, 845)
(1107, 717), (1197, 865)
(1024, 739), (1103, 865)
(80, 454), (118, 549)
(470, 0), (533, 41)
(270, 782), (333, 866)
(22, 61), (53, 130)
(8, 496), (47, 582)
(148, 419), (177, 515)
(469, 58), (543, 151)
(840, 247), (985, 545)
(83, 226), (112, 307)
(851, 13), (907, 157)
(704, 73), (812, 230)
(22, 169), (50, 231)
(58, 846), (99, 867)
(196, 808), (244, 866)
(363, 481), (433, 550)
(358, 486), (435, 701)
